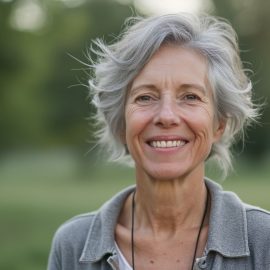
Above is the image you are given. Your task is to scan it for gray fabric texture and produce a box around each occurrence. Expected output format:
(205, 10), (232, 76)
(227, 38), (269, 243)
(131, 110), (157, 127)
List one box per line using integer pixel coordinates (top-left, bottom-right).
(47, 179), (270, 270)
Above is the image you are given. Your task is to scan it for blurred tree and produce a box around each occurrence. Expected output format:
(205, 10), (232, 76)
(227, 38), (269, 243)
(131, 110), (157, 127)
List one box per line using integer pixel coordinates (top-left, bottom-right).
(212, 0), (270, 159)
(1, 0), (269, 161)
(0, 0), (135, 155)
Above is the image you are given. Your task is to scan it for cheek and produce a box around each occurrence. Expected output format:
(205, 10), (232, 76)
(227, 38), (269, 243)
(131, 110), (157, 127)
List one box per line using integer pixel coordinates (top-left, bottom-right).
(182, 105), (215, 129)
(124, 106), (153, 141)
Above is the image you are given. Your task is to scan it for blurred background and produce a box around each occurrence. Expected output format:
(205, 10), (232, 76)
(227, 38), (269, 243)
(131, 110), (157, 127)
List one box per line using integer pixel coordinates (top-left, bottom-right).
(0, 0), (270, 269)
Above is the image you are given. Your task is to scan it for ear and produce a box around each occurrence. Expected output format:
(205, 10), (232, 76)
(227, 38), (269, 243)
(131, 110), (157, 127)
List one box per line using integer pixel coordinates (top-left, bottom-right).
(213, 119), (226, 143)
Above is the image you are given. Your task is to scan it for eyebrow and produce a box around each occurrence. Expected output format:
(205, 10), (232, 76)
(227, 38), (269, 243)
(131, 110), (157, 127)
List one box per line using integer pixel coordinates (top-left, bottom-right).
(129, 84), (158, 96)
(129, 83), (207, 96)
(181, 83), (207, 95)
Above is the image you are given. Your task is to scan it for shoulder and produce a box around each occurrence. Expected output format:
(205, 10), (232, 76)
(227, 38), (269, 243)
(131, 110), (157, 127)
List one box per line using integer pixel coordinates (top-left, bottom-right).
(52, 185), (135, 246)
(245, 204), (270, 237)
(52, 212), (97, 248)
(47, 212), (98, 270)
(48, 186), (135, 270)
(49, 212), (98, 262)
(245, 203), (270, 219)
(244, 204), (270, 264)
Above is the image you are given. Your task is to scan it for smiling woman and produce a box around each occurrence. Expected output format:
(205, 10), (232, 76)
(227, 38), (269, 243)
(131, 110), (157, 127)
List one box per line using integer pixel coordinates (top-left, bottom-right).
(125, 45), (223, 181)
(90, 15), (256, 176)
(47, 13), (270, 270)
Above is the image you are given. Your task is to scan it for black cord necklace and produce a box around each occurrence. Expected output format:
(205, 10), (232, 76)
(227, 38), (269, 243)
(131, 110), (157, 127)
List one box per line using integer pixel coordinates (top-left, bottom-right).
(131, 187), (209, 270)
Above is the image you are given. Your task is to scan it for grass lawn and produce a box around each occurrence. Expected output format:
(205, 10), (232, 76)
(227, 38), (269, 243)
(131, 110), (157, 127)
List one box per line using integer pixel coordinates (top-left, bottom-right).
(0, 151), (269, 270)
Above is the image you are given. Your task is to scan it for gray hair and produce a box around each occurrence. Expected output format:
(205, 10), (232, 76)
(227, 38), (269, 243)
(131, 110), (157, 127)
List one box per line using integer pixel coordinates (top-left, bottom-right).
(89, 13), (259, 176)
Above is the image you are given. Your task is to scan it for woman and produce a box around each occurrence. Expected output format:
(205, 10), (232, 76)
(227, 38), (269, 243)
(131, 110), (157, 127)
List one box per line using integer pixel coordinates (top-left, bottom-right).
(48, 13), (270, 270)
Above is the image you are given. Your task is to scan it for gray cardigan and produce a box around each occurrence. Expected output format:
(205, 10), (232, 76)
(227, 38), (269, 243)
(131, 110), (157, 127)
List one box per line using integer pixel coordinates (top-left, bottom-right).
(47, 179), (270, 270)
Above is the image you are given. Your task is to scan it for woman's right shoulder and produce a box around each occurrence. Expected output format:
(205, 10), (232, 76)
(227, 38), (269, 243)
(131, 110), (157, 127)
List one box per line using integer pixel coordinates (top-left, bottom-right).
(53, 211), (98, 244)
(47, 211), (100, 270)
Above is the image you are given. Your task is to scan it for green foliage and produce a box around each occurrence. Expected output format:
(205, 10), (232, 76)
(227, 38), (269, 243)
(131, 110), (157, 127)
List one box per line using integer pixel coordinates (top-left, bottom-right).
(0, 0), (136, 154)
(212, 0), (270, 158)
(1, 0), (269, 159)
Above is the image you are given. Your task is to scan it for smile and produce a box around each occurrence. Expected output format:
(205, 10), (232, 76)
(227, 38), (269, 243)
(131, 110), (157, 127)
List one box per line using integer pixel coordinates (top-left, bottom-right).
(149, 140), (187, 148)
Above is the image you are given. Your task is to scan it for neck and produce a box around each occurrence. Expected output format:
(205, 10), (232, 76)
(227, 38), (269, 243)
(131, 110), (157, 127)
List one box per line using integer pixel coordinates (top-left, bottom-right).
(133, 169), (208, 237)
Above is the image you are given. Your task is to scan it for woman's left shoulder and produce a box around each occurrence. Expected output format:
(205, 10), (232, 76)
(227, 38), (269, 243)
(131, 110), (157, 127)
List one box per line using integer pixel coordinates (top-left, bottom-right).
(245, 204), (270, 227)
(244, 205), (270, 264)
(244, 204), (270, 241)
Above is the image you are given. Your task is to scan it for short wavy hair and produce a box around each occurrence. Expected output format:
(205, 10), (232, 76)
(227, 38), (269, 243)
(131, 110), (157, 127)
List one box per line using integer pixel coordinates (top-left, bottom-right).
(89, 13), (259, 176)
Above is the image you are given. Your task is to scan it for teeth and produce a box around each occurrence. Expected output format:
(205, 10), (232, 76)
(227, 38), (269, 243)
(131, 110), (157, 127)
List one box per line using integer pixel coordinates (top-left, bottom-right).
(150, 140), (186, 148)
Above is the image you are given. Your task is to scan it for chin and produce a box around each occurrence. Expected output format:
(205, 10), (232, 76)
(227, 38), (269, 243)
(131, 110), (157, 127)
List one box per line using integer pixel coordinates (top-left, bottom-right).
(141, 161), (205, 182)
(146, 167), (189, 181)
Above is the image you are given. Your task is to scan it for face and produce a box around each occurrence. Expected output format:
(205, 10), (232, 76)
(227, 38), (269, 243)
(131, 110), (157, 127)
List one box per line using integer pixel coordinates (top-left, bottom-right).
(124, 45), (225, 181)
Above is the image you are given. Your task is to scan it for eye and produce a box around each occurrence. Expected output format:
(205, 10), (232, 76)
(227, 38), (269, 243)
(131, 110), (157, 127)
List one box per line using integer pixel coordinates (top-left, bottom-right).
(184, 94), (200, 100)
(135, 95), (153, 103)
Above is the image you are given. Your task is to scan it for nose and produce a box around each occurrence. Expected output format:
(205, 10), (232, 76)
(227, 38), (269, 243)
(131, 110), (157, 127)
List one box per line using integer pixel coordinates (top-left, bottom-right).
(153, 96), (180, 128)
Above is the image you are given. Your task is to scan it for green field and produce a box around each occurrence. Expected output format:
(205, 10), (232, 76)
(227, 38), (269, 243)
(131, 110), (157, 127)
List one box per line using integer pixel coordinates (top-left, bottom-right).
(0, 152), (269, 270)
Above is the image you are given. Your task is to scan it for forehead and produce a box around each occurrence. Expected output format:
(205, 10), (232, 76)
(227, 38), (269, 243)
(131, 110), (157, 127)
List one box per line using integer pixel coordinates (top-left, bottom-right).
(131, 44), (209, 91)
